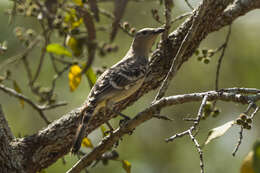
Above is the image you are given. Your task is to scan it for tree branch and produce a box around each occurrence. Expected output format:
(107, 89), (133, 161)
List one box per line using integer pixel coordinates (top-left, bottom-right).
(67, 90), (260, 173)
(0, 105), (14, 144)
(5, 0), (260, 172)
(0, 105), (21, 172)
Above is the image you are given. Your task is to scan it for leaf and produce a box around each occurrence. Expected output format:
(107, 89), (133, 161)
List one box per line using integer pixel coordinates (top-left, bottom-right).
(122, 160), (131, 173)
(85, 67), (97, 88)
(253, 140), (260, 173)
(100, 125), (107, 137)
(81, 137), (94, 148)
(241, 151), (254, 173)
(204, 121), (235, 145)
(46, 43), (72, 57)
(71, 18), (83, 29)
(68, 65), (82, 92)
(65, 36), (84, 57)
(12, 80), (24, 108)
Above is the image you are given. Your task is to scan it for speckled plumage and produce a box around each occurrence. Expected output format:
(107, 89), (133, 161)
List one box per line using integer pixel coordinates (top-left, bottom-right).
(71, 27), (165, 153)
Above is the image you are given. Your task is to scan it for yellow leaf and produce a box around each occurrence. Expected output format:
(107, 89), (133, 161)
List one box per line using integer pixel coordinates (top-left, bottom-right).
(241, 151), (254, 173)
(71, 18), (83, 29)
(122, 160), (131, 173)
(65, 36), (83, 57)
(64, 11), (75, 23)
(100, 125), (107, 137)
(81, 137), (94, 148)
(68, 65), (82, 92)
(85, 67), (97, 88)
(240, 140), (260, 173)
(46, 43), (72, 57)
(64, 9), (82, 30)
(253, 141), (260, 172)
(12, 80), (24, 108)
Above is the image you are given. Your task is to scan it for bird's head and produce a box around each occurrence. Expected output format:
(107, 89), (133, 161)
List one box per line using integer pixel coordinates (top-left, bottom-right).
(131, 27), (165, 56)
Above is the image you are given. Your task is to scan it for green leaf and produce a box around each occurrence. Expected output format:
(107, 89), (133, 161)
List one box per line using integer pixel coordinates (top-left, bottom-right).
(46, 43), (72, 57)
(12, 80), (24, 108)
(122, 160), (131, 173)
(85, 67), (97, 88)
(204, 121), (235, 146)
(100, 125), (108, 137)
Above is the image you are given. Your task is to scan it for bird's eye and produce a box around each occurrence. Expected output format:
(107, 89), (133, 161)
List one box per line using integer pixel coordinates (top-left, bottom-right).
(142, 31), (147, 35)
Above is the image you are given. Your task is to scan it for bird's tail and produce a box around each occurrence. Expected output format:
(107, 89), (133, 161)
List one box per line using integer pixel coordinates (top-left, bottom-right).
(71, 111), (92, 154)
(71, 122), (86, 154)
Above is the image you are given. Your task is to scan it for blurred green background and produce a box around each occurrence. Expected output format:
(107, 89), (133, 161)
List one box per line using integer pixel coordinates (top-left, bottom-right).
(0, 0), (260, 172)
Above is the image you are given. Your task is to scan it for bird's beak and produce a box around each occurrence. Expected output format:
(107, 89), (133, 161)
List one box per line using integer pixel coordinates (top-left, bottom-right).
(153, 28), (165, 34)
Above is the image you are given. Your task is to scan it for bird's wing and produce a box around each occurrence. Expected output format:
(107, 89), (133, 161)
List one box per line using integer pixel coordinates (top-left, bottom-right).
(88, 57), (147, 104)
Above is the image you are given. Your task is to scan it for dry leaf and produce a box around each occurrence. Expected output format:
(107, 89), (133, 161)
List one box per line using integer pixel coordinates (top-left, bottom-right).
(204, 121), (235, 145)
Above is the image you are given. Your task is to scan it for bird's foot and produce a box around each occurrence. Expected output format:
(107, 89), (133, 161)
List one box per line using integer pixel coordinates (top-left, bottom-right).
(119, 115), (131, 127)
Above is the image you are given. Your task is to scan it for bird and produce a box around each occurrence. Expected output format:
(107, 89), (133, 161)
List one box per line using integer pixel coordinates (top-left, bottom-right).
(71, 27), (165, 154)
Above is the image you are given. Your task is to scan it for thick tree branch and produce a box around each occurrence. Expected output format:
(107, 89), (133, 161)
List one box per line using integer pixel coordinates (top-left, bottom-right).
(212, 0), (260, 31)
(5, 0), (260, 172)
(0, 105), (13, 144)
(0, 105), (22, 172)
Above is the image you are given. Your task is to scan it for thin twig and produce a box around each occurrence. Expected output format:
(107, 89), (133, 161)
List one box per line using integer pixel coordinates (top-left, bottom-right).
(166, 95), (208, 142)
(215, 25), (232, 91)
(185, 0), (194, 10)
(0, 37), (41, 71)
(250, 106), (259, 119)
(22, 56), (33, 81)
(244, 102), (255, 114)
(232, 126), (243, 156)
(77, 7), (97, 75)
(232, 105), (259, 156)
(188, 130), (204, 173)
(219, 88), (260, 94)
(31, 22), (50, 84)
(171, 12), (192, 24)
(154, 7), (206, 101)
(153, 114), (173, 121)
(49, 63), (72, 100)
(39, 102), (67, 110)
(99, 8), (134, 37)
(0, 84), (67, 124)
(0, 84), (50, 124)
(165, 95), (208, 173)
(212, 25), (232, 109)
(49, 54), (59, 74)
